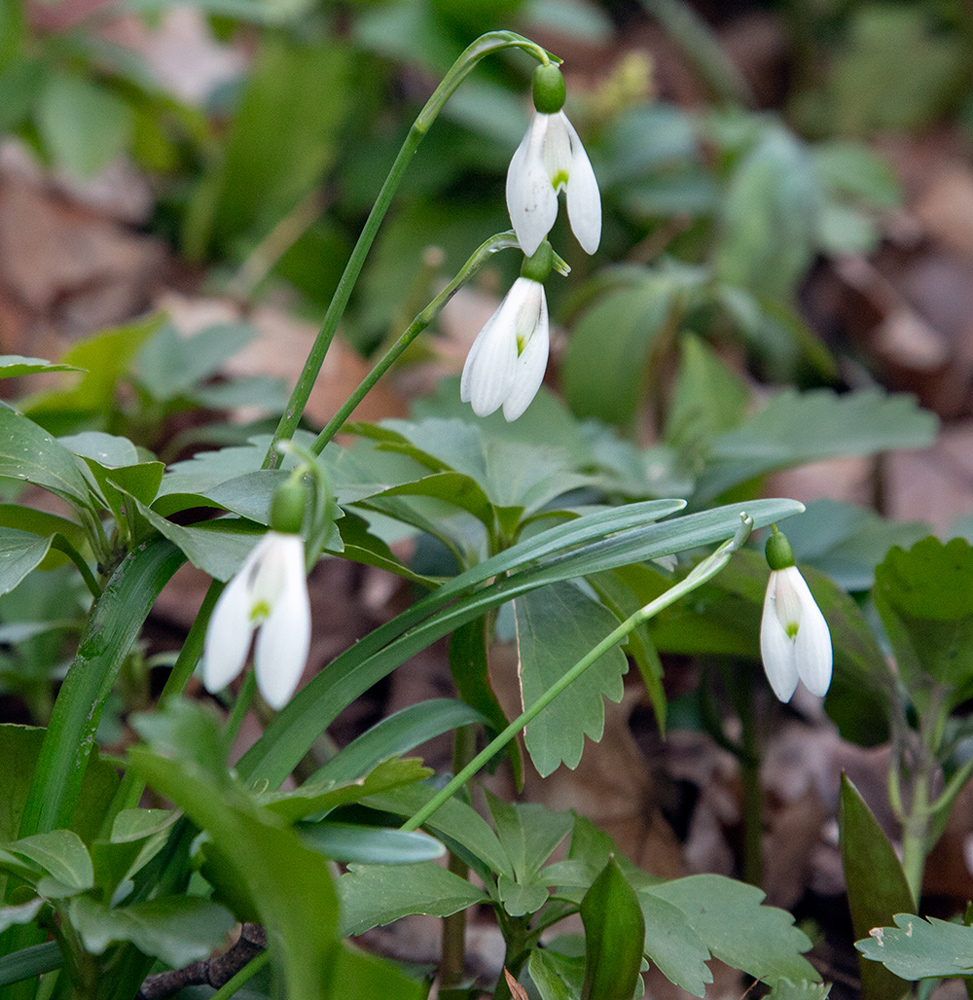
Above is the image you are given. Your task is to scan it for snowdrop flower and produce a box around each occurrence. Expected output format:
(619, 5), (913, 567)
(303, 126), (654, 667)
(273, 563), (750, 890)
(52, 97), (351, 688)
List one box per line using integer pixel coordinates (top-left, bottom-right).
(506, 63), (601, 258)
(203, 484), (311, 710)
(760, 528), (832, 702)
(461, 244), (553, 421)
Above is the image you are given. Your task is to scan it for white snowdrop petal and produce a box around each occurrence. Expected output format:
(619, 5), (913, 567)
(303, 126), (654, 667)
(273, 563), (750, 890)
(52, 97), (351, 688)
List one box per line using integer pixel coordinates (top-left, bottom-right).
(506, 115), (558, 256)
(254, 535), (310, 710)
(760, 575), (799, 702)
(462, 282), (526, 417)
(793, 582), (833, 696)
(564, 117), (602, 254)
(202, 566), (255, 694)
(502, 288), (549, 421)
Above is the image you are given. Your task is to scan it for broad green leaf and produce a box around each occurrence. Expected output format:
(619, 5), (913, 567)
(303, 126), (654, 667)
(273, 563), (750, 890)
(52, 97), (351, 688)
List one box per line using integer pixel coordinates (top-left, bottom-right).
(714, 126), (819, 302)
(25, 315), (163, 427)
(36, 72), (132, 176)
(68, 895), (235, 968)
(694, 389), (937, 505)
(665, 333), (750, 452)
(0, 528), (53, 595)
(336, 860), (487, 936)
(874, 537), (973, 712)
(856, 915), (973, 981)
(311, 699), (488, 785)
(4, 830), (93, 893)
(0, 505), (85, 553)
(484, 793), (572, 882)
(92, 810), (179, 902)
(768, 981), (832, 1000)
(297, 823), (444, 865)
(811, 142), (900, 210)
(59, 432), (140, 469)
(0, 899), (43, 935)
(134, 322), (256, 401)
(839, 775), (913, 1000)
(362, 784), (513, 883)
(515, 581), (629, 775)
(497, 874), (549, 917)
(645, 875), (817, 983)
(129, 703), (340, 1000)
(260, 758), (432, 823)
(638, 892), (712, 997)
(529, 946), (586, 1000)
(0, 357), (82, 379)
(0, 406), (91, 506)
(328, 944), (429, 1000)
(561, 275), (682, 427)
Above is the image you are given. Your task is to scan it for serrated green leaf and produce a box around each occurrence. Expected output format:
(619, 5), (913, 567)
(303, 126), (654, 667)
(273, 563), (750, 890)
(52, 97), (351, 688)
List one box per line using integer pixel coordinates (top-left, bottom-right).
(767, 979), (833, 1000)
(485, 792), (572, 883)
(695, 389), (937, 504)
(515, 581), (630, 776)
(856, 915), (973, 980)
(645, 875), (817, 983)
(639, 892), (712, 997)
(68, 895), (235, 968)
(336, 860), (487, 936)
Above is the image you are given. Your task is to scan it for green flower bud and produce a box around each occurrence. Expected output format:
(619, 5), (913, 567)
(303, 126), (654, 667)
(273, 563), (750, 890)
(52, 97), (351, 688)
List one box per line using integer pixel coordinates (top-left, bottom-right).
(519, 240), (554, 283)
(765, 529), (796, 571)
(270, 480), (307, 535)
(532, 63), (565, 115)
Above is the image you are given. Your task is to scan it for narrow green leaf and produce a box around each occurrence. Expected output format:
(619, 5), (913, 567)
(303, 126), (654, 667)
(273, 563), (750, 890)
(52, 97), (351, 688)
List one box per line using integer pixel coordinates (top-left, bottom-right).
(336, 860), (487, 936)
(581, 858), (646, 1000)
(0, 941), (61, 987)
(839, 774), (912, 1000)
(311, 699), (488, 785)
(856, 915), (973, 980)
(297, 823), (445, 865)
(17, 538), (183, 838)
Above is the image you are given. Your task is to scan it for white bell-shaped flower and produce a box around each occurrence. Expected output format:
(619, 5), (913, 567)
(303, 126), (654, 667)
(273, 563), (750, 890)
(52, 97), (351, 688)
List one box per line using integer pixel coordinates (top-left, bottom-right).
(760, 565), (833, 702)
(461, 276), (549, 422)
(203, 530), (311, 710)
(506, 109), (601, 258)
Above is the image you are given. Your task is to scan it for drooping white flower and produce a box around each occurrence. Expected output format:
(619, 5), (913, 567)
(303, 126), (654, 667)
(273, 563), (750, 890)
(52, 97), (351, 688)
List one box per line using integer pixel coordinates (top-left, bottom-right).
(203, 531), (311, 710)
(506, 109), (601, 258)
(760, 565), (833, 702)
(461, 276), (549, 422)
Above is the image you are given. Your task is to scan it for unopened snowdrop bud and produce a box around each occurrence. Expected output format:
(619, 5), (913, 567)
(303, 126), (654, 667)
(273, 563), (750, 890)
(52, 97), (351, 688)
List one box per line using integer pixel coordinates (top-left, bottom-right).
(506, 63), (601, 257)
(460, 245), (552, 422)
(202, 485), (312, 710)
(760, 527), (832, 702)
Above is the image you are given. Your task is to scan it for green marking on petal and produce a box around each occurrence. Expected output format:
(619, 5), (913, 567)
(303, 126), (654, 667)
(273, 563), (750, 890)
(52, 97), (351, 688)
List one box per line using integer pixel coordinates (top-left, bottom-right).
(551, 169), (569, 191)
(250, 599), (271, 622)
(785, 621), (799, 639)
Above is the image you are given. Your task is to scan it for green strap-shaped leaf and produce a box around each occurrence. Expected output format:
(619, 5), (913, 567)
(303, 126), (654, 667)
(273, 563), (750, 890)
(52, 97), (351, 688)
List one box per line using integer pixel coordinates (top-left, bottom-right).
(17, 538), (185, 838)
(581, 858), (646, 1000)
(839, 774), (912, 1000)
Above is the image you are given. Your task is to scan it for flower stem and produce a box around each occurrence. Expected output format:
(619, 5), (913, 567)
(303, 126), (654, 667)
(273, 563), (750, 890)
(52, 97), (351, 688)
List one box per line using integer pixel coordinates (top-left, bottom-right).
(401, 515), (752, 832)
(264, 31), (555, 468)
(209, 951), (271, 1000)
(311, 232), (520, 454)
